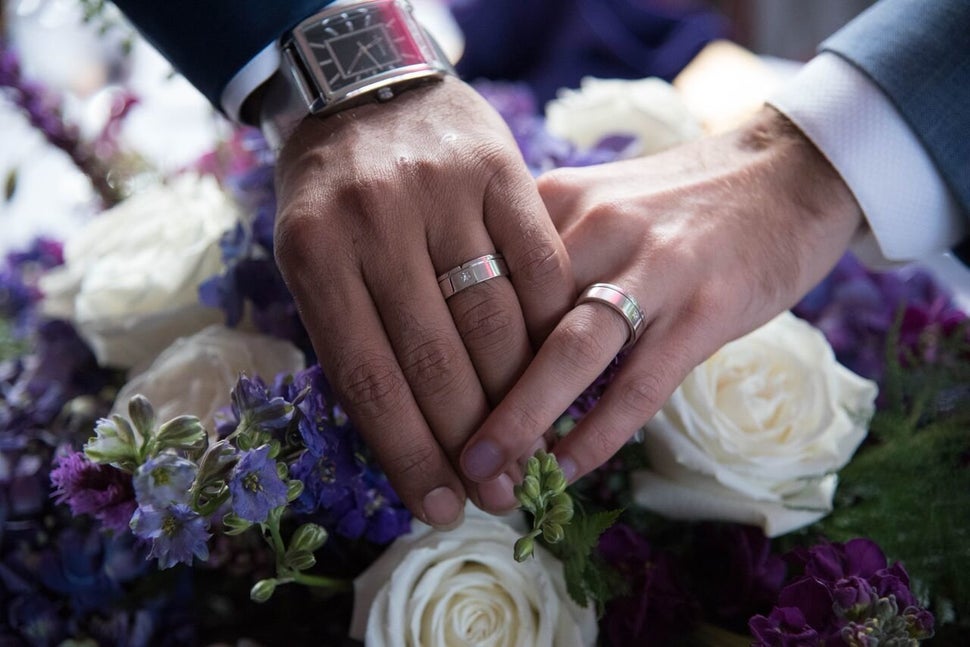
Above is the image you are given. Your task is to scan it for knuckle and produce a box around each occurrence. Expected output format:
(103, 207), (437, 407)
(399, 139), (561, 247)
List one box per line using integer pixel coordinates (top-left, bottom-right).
(553, 317), (610, 372)
(515, 239), (566, 288)
(453, 290), (516, 353)
(333, 354), (409, 422)
(384, 442), (439, 484)
(619, 372), (668, 420)
(398, 335), (461, 401)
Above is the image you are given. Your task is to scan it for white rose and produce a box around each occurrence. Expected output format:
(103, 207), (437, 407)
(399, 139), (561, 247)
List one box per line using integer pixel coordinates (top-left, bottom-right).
(545, 76), (702, 154)
(39, 174), (239, 369)
(351, 506), (597, 647)
(633, 311), (877, 537)
(113, 325), (305, 433)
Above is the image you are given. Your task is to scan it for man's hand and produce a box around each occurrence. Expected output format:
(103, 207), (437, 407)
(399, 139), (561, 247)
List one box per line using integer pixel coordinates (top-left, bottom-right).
(460, 106), (865, 508)
(273, 77), (573, 527)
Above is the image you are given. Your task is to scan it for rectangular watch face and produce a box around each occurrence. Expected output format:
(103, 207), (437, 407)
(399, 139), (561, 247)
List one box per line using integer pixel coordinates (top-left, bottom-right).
(300, 2), (427, 95)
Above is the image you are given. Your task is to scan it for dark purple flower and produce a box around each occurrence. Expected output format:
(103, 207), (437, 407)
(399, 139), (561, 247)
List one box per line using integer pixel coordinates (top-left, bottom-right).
(749, 607), (819, 646)
(229, 445), (289, 523)
(688, 524), (786, 626)
(129, 503), (211, 569)
(758, 538), (934, 644)
(598, 523), (697, 645)
(50, 450), (136, 534)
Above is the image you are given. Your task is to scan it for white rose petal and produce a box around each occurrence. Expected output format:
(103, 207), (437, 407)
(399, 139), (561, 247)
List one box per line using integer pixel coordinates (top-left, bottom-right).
(351, 506), (596, 647)
(39, 174), (240, 369)
(634, 311), (877, 536)
(545, 76), (702, 154)
(113, 325), (305, 434)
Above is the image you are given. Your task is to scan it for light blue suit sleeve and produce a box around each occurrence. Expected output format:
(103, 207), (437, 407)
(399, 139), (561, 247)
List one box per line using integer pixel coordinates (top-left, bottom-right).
(820, 0), (970, 258)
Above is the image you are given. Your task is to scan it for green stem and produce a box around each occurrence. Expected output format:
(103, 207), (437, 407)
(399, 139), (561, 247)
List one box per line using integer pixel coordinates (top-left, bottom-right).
(291, 572), (352, 591)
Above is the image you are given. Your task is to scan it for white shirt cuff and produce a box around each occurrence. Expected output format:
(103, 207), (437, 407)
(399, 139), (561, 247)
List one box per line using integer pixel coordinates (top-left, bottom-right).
(220, 42), (281, 124)
(767, 52), (966, 265)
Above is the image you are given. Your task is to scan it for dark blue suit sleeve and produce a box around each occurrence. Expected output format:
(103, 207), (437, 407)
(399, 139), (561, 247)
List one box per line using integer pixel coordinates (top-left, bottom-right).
(821, 0), (970, 256)
(112, 0), (334, 108)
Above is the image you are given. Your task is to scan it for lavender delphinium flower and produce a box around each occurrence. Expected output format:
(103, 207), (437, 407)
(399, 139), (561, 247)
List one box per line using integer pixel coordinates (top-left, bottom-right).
(229, 445), (288, 523)
(286, 366), (411, 544)
(229, 374), (294, 433)
(597, 523), (697, 646)
(50, 450), (136, 534)
(133, 454), (197, 508)
(130, 503), (211, 569)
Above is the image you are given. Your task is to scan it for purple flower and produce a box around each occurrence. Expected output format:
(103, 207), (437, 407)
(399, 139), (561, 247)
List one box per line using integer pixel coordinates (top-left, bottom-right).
(755, 539), (934, 644)
(50, 450), (136, 534)
(133, 454), (197, 508)
(597, 523), (697, 645)
(229, 374), (294, 432)
(129, 503), (211, 569)
(688, 524), (786, 626)
(228, 445), (288, 523)
(749, 607), (819, 646)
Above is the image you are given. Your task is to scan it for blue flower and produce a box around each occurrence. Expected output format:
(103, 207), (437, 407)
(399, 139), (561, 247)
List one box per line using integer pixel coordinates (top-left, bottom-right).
(129, 503), (211, 569)
(133, 454), (197, 508)
(228, 445), (288, 522)
(230, 374), (294, 432)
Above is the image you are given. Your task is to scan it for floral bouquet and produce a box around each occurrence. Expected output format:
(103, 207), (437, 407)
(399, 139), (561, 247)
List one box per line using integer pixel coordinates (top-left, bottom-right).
(2, 30), (969, 647)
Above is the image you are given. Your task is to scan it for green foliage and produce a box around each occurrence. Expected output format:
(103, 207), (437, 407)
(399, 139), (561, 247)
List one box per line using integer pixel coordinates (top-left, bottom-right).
(817, 318), (970, 631)
(542, 508), (625, 613)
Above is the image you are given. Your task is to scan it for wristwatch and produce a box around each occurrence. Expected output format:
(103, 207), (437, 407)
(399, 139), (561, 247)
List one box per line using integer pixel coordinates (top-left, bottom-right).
(257, 0), (454, 149)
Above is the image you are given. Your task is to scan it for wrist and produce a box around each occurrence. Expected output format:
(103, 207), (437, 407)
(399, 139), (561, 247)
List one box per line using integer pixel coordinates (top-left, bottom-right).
(738, 106), (865, 240)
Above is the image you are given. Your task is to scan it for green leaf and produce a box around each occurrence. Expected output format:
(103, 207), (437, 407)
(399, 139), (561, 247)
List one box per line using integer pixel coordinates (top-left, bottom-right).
(545, 508), (624, 611)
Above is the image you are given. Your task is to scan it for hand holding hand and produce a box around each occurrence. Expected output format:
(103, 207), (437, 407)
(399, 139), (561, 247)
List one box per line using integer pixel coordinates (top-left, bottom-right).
(461, 106), (865, 505)
(272, 78), (573, 527)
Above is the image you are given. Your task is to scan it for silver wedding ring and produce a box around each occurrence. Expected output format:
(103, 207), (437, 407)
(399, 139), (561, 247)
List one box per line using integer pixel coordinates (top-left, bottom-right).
(438, 253), (509, 300)
(576, 282), (646, 350)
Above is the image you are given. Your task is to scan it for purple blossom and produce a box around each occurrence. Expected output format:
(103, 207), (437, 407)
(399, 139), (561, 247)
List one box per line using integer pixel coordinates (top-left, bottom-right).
(133, 454), (197, 508)
(688, 524), (786, 627)
(597, 523), (697, 645)
(749, 607), (819, 646)
(229, 374), (294, 432)
(129, 503), (211, 569)
(794, 252), (969, 385)
(50, 450), (136, 534)
(229, 445), (289, 523)
(751, 539), (934, 643)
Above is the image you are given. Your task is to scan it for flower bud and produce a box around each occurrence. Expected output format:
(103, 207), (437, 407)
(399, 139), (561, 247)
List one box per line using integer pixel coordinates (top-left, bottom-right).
(250, 578), (277, 603)
(544, 470), (566, 494)
(284, 549), (317, 572)
(153, 415), (205, 452)
(127, 394), (156, 439)
(513, 536), (535, 562)
(84, 415), (140, 470)
(290, 523), (328, 553)
(286, 479), (304, 502)
(542, 522), (565, 544)
(222, 512), (253, 536)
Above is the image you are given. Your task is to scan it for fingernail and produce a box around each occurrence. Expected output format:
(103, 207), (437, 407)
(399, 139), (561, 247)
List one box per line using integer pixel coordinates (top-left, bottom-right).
(557, 456), (578, 483)
(477, 473), (518, 513)
(422, 486), (464, 530)
(462, 440), (505, 481)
